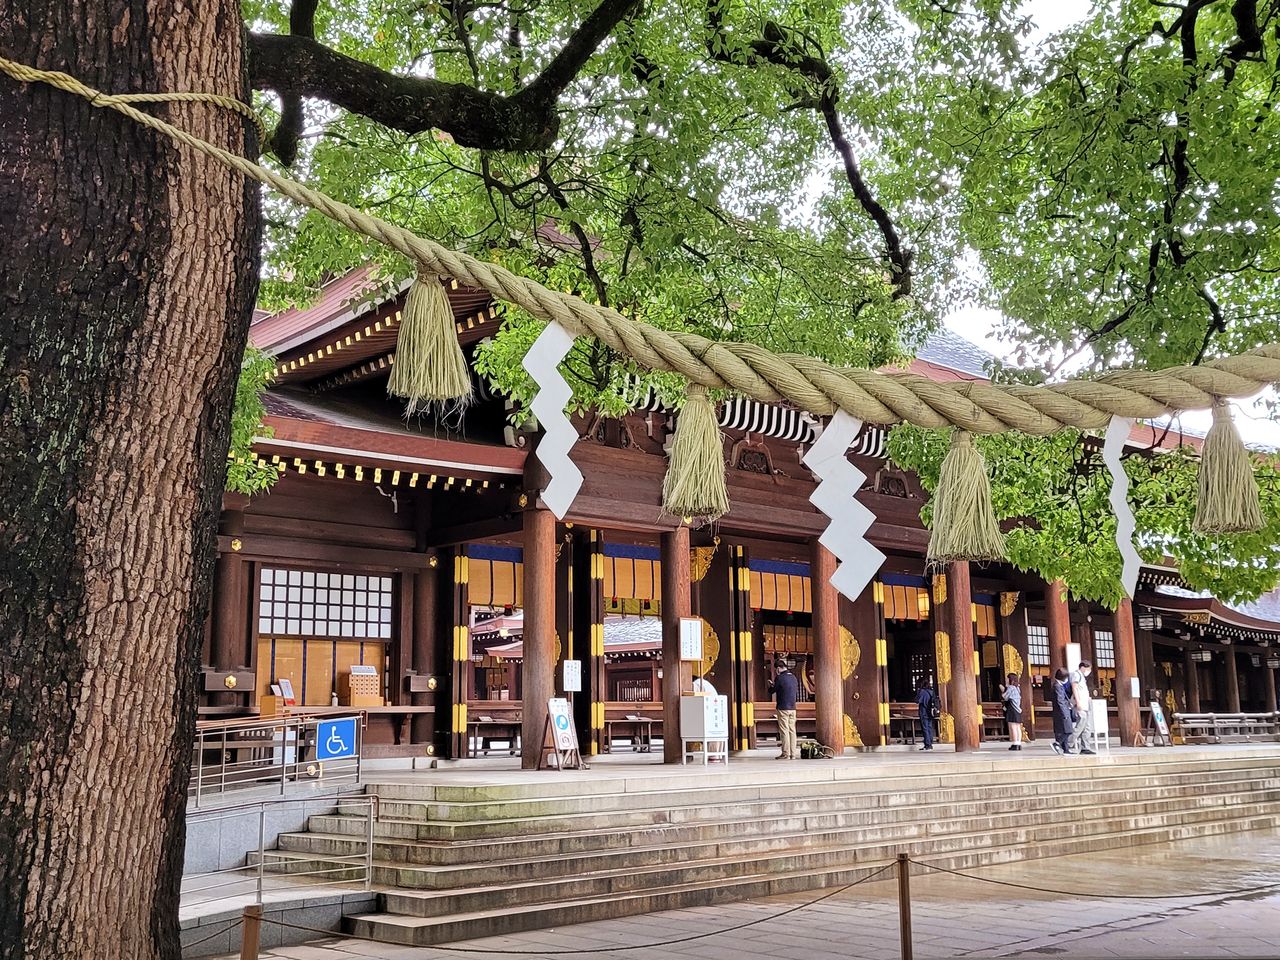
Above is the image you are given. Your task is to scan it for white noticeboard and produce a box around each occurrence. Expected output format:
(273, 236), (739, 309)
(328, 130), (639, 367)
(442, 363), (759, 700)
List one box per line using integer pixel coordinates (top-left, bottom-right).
(679, 694), (729, 765)
(563, 660), (582, 693)
(1089, 699), (1110, 753)
(1066, 642), (1082, 674)
(680, 617), (703, 662)
(1130, 676), (1141, 699)
(548, 697), (576, 751)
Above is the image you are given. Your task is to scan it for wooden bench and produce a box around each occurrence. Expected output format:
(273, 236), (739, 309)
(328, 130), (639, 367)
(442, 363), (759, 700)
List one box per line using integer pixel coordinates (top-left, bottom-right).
(1173, 711), (1280, 743)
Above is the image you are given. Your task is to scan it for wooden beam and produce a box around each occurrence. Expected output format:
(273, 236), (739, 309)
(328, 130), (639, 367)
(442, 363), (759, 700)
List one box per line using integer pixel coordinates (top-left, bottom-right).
(521, 509), (557, 770)
(217, 534), (435, 570)
(661, 526), (691, 764)
(1112, 598), (1141, 746)
(1045, 579), (1071, 674)
(946, 561), (981, 753)
(811, 542), (843, 754)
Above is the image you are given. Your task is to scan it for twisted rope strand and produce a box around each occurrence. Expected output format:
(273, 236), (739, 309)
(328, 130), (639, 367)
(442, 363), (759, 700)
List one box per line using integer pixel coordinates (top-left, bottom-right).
(5, 54), (1280, 432)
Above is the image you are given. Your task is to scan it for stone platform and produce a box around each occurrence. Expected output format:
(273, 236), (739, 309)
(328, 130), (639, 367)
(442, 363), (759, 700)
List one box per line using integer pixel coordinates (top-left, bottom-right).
(222, 742), (1280, 950)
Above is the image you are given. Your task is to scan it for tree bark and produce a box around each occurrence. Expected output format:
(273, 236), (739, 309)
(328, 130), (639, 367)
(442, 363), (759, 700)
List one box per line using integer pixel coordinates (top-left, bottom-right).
(0, 2), (259, 957)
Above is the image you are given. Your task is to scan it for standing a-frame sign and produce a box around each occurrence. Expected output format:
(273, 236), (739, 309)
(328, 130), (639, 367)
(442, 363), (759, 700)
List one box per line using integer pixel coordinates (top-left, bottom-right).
(541, 697), (588, 769)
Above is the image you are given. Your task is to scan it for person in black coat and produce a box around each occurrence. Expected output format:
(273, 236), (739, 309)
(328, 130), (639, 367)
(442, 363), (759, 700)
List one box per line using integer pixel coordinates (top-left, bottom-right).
(915, 678), (937, 751)
(1050, 667), (1075, 755)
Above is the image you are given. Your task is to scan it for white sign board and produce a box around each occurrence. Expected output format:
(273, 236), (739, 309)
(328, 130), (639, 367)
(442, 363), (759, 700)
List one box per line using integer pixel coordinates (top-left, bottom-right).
(1129, 676), (1141, 699)
(1066, 642), (1081, 675)
(548, 697), (576, 750)
(1090, 699), (1109, 736)
(1149, 700), (1170, 738)
(680, 617), (703, 662)
(563, 659), (582, 693)
(680, 694), (729, 739)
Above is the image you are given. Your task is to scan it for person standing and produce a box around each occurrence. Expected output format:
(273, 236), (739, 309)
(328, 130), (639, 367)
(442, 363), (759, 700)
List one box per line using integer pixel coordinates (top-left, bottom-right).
(771, 659), (799, 760)
(1001, 673), (1024, 751)
(1050, 667), (1075, 755)
(1067, 660), (1097, 755)
(915, 677), (937, 751)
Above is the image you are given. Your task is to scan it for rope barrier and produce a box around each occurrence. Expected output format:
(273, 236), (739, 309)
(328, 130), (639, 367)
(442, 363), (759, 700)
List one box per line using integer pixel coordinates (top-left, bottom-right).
(910, 858), (1280, 900)
(255, 861), (896, 954)
(3, 55), (1280, 433)
(182, 917), (244, 948)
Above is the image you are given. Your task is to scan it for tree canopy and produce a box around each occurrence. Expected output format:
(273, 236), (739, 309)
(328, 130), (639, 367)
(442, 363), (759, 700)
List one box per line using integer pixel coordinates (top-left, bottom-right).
(241, 0), (1280, 601)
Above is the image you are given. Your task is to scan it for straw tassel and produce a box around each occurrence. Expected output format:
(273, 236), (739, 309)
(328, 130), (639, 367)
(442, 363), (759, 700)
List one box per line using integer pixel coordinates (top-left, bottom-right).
(387, 271), (472, 413)
(1194, 401), (1263, 533)
(927, 430), (1005, 562)
(662, 385), (729, 521)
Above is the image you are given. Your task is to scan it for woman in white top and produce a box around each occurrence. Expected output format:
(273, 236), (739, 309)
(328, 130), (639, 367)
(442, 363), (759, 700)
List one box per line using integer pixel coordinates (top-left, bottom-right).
(1000, 673), (1024, 751)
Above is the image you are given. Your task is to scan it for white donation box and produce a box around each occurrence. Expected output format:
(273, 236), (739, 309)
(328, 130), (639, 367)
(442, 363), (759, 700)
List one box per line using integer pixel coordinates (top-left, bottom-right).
(679, 694), (729, 765)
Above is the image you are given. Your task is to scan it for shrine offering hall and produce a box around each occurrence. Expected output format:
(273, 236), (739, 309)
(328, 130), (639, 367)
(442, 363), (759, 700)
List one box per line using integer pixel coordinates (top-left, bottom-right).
(202, 269), (1280, 767)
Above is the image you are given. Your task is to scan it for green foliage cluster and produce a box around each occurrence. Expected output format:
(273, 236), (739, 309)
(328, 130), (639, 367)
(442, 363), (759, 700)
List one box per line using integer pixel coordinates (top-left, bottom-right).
(887, 425), (1280, 608)
(244, 0), (1036, 411)
(226, 347), (281, 495)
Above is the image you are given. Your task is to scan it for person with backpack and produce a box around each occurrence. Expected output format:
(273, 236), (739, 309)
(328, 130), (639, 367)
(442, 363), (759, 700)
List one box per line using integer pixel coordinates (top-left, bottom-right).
(1000, 672), (1024, 751)
(915, 677), (938, 751)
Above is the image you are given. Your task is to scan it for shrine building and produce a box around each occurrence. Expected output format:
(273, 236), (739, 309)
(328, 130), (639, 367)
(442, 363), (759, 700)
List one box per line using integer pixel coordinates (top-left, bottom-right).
(200, 267), (1280, 766)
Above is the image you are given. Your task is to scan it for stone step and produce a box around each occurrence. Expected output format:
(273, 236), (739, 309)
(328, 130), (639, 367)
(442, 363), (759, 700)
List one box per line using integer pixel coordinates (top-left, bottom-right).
(346, 811), (1280, 946)
(342, 764), (1280, 839)
(295, 775), (1280, 870)
(355, 754), (1280, 822)
(361, 751), (1278, 806)
(267, 790), (1280, 899)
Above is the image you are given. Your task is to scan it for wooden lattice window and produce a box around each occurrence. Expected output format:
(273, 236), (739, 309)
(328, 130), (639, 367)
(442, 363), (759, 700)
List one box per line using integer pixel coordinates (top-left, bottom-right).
(258, 566), (393, 639)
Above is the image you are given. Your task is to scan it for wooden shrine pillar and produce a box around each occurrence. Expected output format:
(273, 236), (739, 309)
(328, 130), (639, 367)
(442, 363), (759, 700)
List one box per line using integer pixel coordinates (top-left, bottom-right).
(521, 508), (557, 769)
(997, 591), (1034, 740)
(210, 498), (249, 704)
(811, 542), (844, 753)
(945, 561), (981, 752)
(661, 526), (692, 763)
(930, 573), (952, 739)
(840, 583), (886, 749)
(1113, 598), (1141, 747)
(1045, 579), (1071, 674)
(572, 530), (606, 755)
(1184, 647), (1202, 712)
(728, 544), (758, 752)
(1224, 648), (1242, 713)
(442, 547), (469, 759)
(410, 564), (440, 744)
(1265, 662), (1278, 713)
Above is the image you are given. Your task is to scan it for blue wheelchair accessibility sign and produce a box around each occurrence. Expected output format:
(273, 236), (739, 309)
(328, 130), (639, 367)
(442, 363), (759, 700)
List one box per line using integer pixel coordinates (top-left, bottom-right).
(316, 717), (358, 760)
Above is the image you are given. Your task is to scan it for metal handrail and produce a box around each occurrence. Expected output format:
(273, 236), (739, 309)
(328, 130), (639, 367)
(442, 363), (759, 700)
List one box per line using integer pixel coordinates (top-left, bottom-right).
(185, 794), (379, 907)
(189, 712), (365, 808)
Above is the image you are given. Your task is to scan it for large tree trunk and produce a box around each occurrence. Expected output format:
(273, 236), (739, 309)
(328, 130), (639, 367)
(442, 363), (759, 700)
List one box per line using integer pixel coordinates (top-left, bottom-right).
(0, 2), (259, 957)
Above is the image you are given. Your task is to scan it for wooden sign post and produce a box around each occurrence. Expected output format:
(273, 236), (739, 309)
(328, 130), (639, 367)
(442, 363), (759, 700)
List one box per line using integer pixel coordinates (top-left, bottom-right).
(540, 697), (587, 770)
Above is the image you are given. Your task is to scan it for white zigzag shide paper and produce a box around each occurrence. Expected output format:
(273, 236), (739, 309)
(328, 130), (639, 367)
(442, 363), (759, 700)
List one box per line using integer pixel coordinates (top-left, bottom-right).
(1104, 415), (1141, 599)
(522, 321), (583, 519)
(802, 410), (885, 603)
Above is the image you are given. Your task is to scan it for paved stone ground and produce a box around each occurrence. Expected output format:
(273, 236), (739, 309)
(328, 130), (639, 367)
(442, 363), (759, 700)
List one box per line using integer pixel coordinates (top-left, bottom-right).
(227, 829), (1280, 960)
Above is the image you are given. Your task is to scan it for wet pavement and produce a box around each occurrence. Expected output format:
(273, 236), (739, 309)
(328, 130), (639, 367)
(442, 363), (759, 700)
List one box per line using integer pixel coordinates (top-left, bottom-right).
(224, 828), (1280, 959)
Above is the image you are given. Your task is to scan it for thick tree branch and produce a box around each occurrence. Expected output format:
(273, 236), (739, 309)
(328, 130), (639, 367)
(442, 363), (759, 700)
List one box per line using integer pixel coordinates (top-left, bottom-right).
(520, 0), (645, 107)
(250, 32), (559, 150)
(267, 0), (319, 164)
(250, 0), (642, 154)
(703, 10), (913, 299)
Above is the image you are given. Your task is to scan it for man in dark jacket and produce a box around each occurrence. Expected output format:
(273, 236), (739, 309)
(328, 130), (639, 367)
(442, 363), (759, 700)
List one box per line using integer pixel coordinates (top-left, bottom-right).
(915, 678), (937, 751)
(772, 659), (800, 759)
(1050, 667), (1075, 755)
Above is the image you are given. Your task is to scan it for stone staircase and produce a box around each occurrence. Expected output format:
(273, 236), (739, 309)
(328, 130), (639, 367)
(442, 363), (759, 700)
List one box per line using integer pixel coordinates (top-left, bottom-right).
(254, 750), (1280, 946)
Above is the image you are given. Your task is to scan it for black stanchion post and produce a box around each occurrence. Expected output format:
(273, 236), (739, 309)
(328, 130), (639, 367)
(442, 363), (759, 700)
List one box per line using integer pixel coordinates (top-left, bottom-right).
(897, 854), (913, 960)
